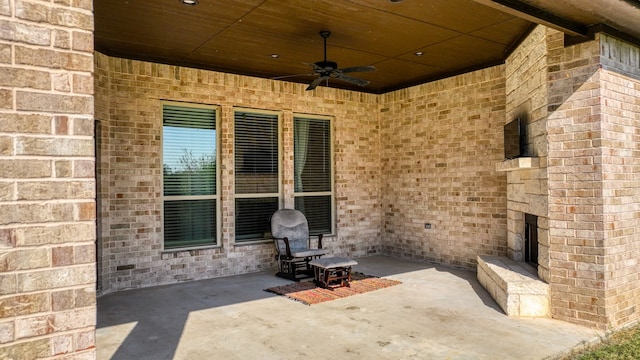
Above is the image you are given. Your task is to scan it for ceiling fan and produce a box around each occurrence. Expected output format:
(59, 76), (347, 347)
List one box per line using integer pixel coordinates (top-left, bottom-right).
(274, 31), (376, 91)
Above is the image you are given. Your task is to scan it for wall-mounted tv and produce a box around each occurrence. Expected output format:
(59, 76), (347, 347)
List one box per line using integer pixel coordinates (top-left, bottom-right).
(504, 117), (525, 160)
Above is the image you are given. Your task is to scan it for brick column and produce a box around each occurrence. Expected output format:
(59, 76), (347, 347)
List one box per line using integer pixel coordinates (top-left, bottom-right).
(546, 31), (640, 330)
(546, 30), (606, 329)
(0, 1), (96, 358)
(597, 35), (640, 329)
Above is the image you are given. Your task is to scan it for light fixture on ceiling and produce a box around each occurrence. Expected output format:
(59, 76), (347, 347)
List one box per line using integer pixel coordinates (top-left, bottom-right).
(271, 54), (280, 59)
(181, 0), (198, 5)
(415, 51), (424, 56)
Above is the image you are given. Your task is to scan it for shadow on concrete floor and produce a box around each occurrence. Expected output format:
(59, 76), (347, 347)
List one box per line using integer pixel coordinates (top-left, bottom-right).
(97, 255), (602, 360)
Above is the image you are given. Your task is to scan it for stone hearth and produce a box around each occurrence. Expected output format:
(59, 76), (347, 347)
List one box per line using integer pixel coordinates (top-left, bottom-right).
(477, 255), (549, 317)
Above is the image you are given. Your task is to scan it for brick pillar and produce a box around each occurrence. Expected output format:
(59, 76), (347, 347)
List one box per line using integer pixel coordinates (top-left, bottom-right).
(546, 30), (640, 330)
(597, 35), (640, 329)
(0, 1), (96, 359)
(546, 30), (606, 329)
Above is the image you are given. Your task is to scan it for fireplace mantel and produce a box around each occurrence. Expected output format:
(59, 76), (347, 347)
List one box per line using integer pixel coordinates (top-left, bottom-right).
(495, 157), (540, 172)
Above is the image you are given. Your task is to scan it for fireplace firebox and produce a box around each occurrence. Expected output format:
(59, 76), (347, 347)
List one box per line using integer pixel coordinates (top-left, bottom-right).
(524, 213), (538, 268)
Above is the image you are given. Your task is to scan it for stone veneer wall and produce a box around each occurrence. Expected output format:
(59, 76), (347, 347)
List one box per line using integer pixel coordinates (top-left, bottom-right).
(379, 66), (508, 269)
(95, 53), (382, 294)
(0, 0), (97, 359)
(547, 32), (640, 329)
(503, 25), (551, 282)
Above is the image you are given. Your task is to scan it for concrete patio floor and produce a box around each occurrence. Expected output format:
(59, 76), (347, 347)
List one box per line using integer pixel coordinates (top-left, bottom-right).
(97, 255), (603, 360)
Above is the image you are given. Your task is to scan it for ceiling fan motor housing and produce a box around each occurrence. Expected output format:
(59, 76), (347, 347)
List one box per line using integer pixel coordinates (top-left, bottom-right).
(315, 60), (338, 71)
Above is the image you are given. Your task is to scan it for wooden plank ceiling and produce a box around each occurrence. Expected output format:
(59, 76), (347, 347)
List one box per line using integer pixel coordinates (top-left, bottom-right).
(94, 0), (536, 93)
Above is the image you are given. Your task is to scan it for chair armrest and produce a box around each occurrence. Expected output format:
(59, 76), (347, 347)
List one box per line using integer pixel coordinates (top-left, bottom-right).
(308, 234), (324, 249)
(282, 237), (292, 257)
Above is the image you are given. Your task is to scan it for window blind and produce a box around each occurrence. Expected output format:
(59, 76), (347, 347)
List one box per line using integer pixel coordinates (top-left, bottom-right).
(235, 197), (279, 241)
(234, 111), (279, 194)
(163, 104), (217, 248)
(164, 200), (216, 247)
(294, 195), (331, 235)
(294, 118), (331, 193)
(294, 116), (333, 235)
(234, 110), (280, 242)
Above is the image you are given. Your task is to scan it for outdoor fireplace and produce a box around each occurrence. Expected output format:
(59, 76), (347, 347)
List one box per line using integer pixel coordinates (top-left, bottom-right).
(524, 213), (538, 268)
(477, 210), (550, 318)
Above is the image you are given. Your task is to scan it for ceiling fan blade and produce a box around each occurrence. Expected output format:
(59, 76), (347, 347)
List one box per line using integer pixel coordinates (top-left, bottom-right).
(302, 32), (375, 90)
(333, 74), (370, 87)
(339, 65), (376, 74)
(306, 76), (327, 91)
(271, 73), (315, 80)
(303, 62), (324, 72)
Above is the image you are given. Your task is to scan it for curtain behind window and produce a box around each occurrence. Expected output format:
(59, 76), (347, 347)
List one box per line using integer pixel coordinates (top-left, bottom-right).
(294, 117), (332, 235)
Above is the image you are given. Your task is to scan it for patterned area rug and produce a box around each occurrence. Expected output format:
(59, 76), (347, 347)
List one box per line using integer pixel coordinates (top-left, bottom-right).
(264, 273), (402, 305)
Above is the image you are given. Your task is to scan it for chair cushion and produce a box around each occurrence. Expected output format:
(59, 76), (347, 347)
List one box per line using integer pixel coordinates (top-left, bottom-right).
(290, 248), (329, 258)
(271, 209), (309, 242)
(275, 237), (328, 257)
(271, 209), (326, 258)
(309, 257), (358, 268)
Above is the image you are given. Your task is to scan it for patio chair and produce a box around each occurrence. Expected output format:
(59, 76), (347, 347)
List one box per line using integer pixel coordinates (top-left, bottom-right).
(271, 208), (329, 281)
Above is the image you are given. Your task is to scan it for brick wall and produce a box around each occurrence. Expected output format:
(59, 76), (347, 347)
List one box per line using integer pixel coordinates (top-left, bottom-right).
(503, 25), (551, 282)
(547, 30), (606, 329)
(95, 51), (510, 291)
(546, 31), (640, 329)
(0, 1), (96, 359)
(94, 27), (640, 331)
(379, 67), (508, 269)
(95, 53), (382, 294)
(598, 35), (640, 329)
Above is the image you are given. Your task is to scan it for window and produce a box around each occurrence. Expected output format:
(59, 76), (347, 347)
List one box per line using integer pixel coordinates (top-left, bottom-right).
(294, 115), (333, 235)
(234, 110), (280, 242)
(162, 103), (218, 248)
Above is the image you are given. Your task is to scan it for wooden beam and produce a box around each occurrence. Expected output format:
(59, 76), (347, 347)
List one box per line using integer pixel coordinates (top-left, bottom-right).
(472, 0), (588, 36)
